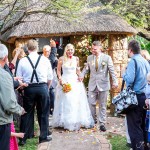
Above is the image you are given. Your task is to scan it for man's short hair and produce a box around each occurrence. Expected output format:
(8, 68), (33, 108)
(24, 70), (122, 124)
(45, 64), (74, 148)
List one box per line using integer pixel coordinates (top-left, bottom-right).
(43, 45), (51, 52)
(128, 40), (141, 54)
(27, 39), (38, 51)
(92, 41), (102, 46)
(0, 44), (8, 59)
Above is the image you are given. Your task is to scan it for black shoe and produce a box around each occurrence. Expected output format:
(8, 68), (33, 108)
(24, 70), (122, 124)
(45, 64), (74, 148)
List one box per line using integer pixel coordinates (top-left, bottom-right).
(100, 125), (106, 132)
(126, 143), (132, 148)
(19, 140), (26, 146)
(39, 137), (52, 144)
(47, 131), (52, 138)
(48, 130), (52, 136)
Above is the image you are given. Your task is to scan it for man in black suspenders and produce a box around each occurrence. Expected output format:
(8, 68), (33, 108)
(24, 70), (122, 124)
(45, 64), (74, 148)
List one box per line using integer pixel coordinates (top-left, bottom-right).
(16, 39), (53, 145)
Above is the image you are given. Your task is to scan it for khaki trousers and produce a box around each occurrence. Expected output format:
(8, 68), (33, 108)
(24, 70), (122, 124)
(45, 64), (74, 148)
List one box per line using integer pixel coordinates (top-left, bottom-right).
(88, 87), (108, 125)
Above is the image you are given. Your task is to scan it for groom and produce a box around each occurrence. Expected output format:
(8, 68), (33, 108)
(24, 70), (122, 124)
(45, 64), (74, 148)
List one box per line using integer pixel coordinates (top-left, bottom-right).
(80, 41), (118, 131)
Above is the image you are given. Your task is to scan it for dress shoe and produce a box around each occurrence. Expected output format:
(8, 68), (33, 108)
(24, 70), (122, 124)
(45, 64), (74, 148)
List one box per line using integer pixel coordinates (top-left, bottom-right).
(100, 125), (106, 132)
(39, 137), (52, 144)
(47, 131), (52, 138)
(48, 130), (52, 135)
(19, 140), (26, 146)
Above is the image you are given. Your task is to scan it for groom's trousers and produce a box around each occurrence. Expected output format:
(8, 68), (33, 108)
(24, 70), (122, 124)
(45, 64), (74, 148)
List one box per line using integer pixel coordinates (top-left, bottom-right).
(88, 87), (108, 125)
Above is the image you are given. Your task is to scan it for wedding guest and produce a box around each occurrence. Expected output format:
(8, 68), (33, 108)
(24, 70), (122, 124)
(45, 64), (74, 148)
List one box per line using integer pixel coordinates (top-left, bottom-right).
(17, 39), (53, 145)
(49, 40), (58, 69)
(145, 72), (150, 107)
(0, 44), (25, 150)
(122, 40), (150, 150)
(12, 46), (26, 75)
(141, 50), (150, 64)
(10, 122), (24, 150)
(43, 45), (58, 116)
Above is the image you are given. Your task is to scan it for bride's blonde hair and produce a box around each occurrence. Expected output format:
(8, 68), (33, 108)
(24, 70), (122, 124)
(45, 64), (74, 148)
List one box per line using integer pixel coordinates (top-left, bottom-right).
(63, 43), (75, 62)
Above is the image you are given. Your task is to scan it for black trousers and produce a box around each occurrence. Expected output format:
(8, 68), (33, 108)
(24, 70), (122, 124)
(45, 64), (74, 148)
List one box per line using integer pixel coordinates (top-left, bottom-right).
(0, 124), (11, 150)
(20, 83), (50, 142)
(49, 87), (55, 115)
(127, 93), (147, 150)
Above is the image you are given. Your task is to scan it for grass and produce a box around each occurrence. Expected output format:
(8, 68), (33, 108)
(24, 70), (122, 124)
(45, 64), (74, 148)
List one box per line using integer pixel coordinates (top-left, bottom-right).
(19, 137), (38, 150)
(14, 119), (39, 150)
(107, 134), (130, 150)
(19, 120), (39, 150)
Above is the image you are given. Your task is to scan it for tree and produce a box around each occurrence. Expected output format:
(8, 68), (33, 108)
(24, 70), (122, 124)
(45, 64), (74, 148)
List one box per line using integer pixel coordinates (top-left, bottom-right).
(100, 0), (150, 41)
(0, 0), (90, 37)
(1, 0), (149, 41)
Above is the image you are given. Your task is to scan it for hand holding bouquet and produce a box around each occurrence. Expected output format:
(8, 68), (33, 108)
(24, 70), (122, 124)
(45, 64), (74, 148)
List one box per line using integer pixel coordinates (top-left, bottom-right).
(62, 83), (72, 93)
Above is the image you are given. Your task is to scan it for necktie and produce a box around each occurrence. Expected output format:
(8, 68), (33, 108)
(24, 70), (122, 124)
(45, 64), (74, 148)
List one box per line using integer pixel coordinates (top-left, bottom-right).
(95, 56), (98, 71)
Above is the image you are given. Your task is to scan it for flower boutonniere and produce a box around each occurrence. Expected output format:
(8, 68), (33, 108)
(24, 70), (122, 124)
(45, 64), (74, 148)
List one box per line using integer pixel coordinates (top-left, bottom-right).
(101, 61), (107, 69)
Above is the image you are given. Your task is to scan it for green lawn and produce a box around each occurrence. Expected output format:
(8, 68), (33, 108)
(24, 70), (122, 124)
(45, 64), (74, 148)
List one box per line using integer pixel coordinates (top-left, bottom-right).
(107, 134), (130, 150)
(14, 120), (39, 150)
(19, 137), (38, 150)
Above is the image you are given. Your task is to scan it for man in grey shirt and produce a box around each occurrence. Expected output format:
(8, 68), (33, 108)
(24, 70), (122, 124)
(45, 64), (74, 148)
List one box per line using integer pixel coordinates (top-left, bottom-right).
(0, 44), (25, 150)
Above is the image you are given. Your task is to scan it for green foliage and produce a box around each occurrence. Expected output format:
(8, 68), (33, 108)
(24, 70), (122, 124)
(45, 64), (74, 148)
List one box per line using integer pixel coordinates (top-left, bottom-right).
(108, 134), (130, 150)
(74, 35), (92, 87)
(0, 0), (93, 33)
(100, 0), (149, 29)
(128, 35), (150, 52)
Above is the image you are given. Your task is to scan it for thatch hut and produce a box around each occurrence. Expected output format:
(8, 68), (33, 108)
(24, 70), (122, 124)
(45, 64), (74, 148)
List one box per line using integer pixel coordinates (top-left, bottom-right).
(1, 7), (137, 113)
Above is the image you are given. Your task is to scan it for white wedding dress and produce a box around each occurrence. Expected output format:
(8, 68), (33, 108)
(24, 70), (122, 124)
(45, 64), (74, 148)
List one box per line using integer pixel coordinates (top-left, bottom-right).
(53, 56), (94, 131)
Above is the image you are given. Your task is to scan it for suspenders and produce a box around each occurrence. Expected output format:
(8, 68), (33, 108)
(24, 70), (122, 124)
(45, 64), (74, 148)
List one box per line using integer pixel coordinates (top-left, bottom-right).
(26, 55), (42, 83)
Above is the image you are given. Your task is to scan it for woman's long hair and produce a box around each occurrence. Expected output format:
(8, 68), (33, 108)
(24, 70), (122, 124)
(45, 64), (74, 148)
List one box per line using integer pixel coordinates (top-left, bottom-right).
(63, 43), (75, 63)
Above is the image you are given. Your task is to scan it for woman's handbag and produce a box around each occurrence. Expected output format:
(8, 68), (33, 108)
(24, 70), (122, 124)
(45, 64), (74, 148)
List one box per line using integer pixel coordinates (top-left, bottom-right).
(112, 59), (138, 114)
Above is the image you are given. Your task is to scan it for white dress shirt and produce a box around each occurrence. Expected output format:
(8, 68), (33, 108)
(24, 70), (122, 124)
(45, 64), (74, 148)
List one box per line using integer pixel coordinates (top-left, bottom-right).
(16, 51), (53, 84)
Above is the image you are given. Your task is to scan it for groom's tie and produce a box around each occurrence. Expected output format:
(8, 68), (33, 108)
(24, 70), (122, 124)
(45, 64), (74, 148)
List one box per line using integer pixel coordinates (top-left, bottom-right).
(95, 56), (99, 71)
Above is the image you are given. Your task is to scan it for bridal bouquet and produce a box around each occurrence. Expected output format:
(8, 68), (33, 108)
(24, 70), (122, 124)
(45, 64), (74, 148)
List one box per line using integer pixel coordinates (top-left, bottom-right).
(62, 83), (72, 93)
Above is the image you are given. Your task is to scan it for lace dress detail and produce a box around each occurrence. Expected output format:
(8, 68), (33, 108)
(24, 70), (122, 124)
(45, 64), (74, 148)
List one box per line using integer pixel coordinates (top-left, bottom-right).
(53, 56), (94, 131)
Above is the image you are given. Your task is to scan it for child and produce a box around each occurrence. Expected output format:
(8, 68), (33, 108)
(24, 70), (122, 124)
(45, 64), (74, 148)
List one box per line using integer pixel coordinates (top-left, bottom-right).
(10, 122), (24, 150)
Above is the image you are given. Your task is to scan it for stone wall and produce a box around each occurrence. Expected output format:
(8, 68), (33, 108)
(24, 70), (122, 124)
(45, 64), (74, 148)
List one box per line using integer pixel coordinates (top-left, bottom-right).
(108, 35), (128, 114)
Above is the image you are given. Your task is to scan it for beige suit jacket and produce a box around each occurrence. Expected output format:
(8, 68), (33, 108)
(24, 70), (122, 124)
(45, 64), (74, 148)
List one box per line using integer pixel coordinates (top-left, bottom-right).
(81, 53), (118, 91)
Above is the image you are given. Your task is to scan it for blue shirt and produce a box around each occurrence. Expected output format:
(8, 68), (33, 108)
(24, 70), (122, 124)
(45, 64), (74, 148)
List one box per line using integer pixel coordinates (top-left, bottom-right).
(123, 54), (150, 94)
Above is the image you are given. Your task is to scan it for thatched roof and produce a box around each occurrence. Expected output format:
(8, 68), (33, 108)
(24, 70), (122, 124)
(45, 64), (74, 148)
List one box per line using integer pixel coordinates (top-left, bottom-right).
(1, 8), (137, 43)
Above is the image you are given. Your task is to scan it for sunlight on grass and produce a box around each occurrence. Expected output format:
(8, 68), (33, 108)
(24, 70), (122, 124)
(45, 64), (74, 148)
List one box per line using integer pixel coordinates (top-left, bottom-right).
(107, 134), (130, 150)
(19, 137), (38, 150)
(18, 120), (39, 150)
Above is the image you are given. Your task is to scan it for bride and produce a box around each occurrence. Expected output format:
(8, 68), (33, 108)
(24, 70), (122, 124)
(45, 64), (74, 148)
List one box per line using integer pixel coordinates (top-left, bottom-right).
(53, 43), (94, 131)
